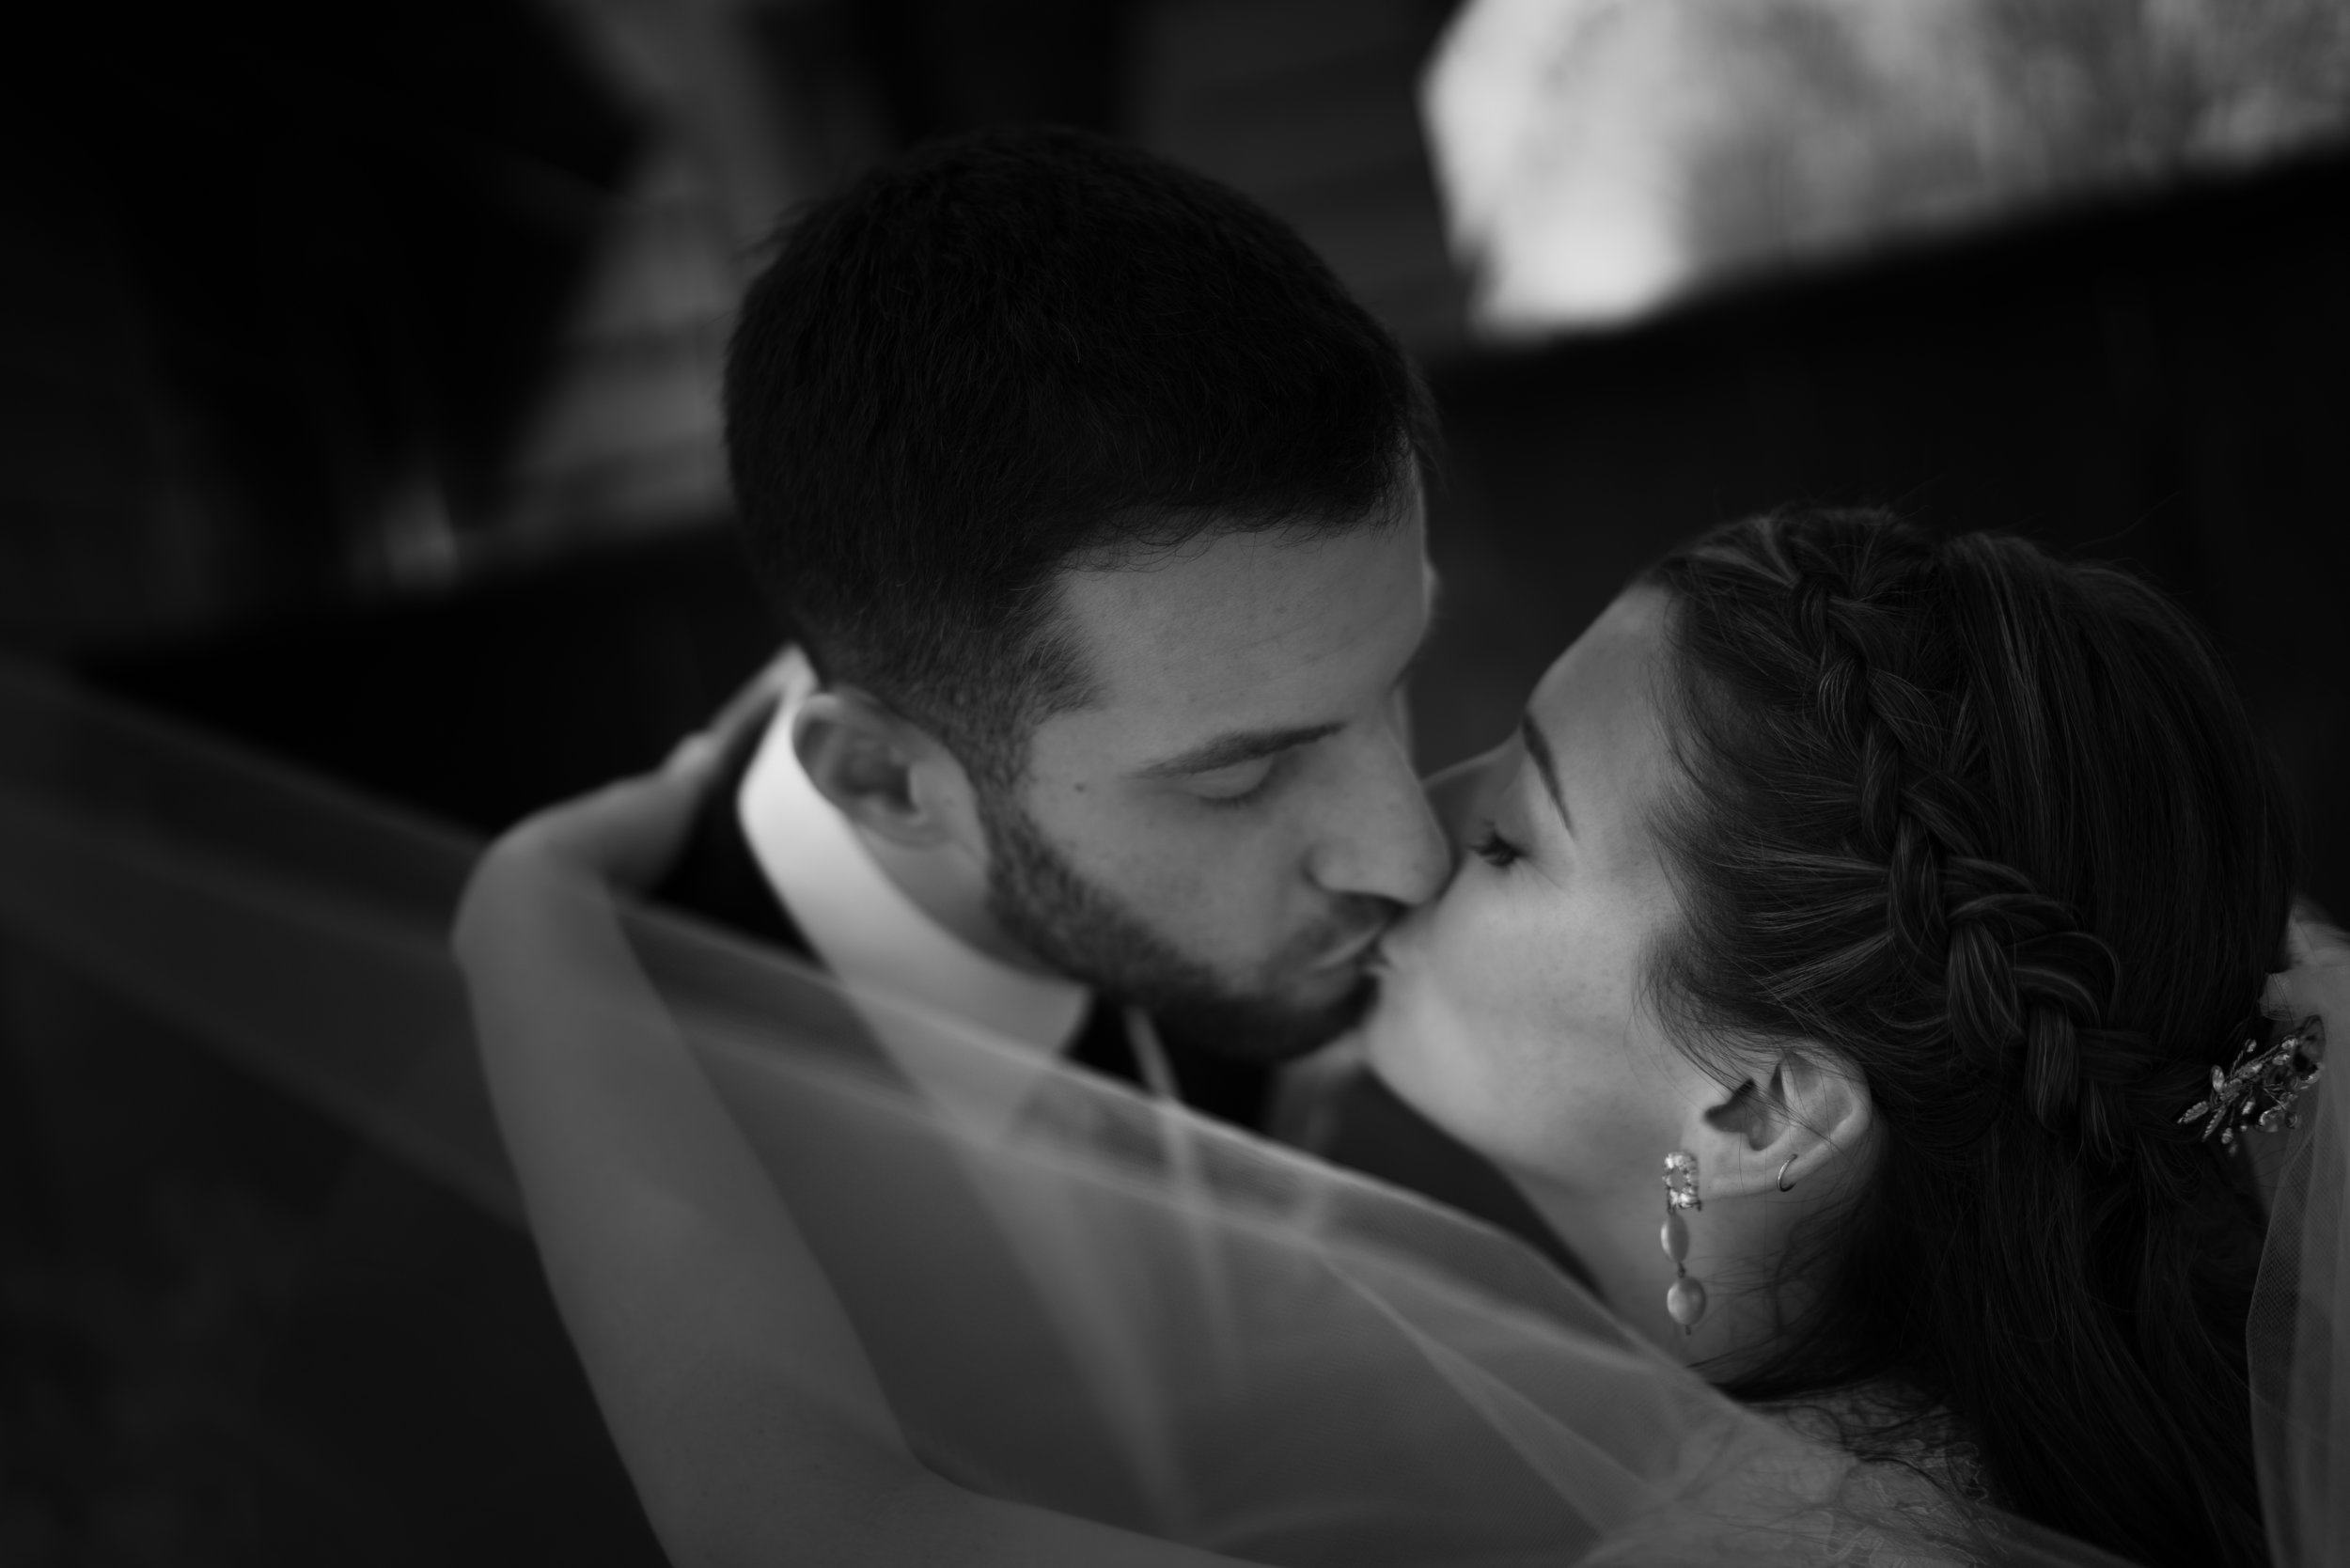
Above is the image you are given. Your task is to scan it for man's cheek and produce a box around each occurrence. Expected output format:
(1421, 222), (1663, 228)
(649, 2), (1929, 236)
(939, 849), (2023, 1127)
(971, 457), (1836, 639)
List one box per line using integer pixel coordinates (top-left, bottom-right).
(1120, 813), (1277, 901)
(1154, 874), (1289, 975)
(1035, 794), (1171, 886)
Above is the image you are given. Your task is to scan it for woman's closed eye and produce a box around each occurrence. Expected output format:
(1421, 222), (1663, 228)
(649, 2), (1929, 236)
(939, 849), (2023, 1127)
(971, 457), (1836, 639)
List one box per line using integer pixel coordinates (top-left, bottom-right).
(1470, 820), (1523, 868)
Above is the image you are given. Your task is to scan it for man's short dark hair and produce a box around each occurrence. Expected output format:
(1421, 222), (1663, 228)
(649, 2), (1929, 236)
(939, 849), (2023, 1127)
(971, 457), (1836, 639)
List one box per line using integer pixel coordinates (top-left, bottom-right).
(724, 125), (1437, 785)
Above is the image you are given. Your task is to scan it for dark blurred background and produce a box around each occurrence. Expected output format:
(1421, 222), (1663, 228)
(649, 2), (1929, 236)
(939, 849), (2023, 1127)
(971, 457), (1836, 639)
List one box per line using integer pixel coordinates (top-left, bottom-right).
(5, 0), (2345, 1561)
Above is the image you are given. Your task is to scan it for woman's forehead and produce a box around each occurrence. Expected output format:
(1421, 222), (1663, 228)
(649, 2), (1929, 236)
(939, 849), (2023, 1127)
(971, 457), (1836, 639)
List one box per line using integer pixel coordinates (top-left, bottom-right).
(1526, 589), (1676, 833)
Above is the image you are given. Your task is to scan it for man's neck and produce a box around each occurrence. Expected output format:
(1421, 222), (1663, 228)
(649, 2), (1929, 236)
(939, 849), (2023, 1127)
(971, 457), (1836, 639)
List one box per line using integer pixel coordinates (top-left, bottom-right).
(852, 824), (1062, 979)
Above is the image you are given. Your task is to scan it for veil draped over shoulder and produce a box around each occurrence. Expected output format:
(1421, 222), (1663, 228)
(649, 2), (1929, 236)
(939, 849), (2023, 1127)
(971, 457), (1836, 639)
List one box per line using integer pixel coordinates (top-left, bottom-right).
(2251, 917), (2346, 1568)
(0, 657), (2336, 1568)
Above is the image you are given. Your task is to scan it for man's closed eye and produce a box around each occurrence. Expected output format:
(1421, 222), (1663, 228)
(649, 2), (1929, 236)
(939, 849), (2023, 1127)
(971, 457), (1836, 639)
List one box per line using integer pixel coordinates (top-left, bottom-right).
(1191, 758), (1281, 808)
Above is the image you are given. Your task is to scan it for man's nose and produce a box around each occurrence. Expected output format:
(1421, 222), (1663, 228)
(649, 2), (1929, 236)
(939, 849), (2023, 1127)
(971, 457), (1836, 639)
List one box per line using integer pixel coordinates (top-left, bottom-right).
(1305, 729), (1453, 909)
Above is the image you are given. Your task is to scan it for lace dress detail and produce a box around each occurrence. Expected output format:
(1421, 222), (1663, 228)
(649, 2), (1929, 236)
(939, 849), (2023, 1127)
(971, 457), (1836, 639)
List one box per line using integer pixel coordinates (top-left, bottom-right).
(1760, 1387), (2001, 1566)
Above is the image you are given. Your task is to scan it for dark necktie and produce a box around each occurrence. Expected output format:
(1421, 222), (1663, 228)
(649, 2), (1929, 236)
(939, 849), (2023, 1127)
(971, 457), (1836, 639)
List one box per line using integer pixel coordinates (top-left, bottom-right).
(1062, 1000), (1275, 1130)
(1064, 996), (1143, 1087)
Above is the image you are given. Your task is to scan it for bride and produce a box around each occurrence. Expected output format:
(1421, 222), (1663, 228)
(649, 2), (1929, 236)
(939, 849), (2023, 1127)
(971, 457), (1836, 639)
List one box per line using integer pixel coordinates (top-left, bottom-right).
(455, 507), (2337, 1566)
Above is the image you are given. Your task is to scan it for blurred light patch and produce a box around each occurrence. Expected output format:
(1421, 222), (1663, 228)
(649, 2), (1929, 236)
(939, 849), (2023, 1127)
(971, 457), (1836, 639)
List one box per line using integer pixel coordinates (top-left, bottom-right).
(1422, 0), (2350, 337)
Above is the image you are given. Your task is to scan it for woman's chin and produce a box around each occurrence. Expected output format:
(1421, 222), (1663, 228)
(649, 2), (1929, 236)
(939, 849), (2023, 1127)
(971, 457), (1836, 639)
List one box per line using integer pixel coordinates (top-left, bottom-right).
(1356, 990), (1541, 1182)
(1357, 988), (1441, 1117)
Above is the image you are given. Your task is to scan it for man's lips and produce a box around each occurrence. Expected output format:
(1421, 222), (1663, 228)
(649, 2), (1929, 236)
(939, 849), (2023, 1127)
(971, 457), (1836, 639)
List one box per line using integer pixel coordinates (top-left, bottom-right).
(1306, 923), (1389, 973)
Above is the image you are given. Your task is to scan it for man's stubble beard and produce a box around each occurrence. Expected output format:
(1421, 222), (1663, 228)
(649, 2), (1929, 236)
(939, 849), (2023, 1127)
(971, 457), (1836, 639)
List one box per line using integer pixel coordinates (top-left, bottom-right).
(974, 784), (1376, 1065)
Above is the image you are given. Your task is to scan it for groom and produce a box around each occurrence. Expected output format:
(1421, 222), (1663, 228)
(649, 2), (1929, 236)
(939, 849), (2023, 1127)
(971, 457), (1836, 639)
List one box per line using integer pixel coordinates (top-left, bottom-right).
(660, 127), (1575, 1269)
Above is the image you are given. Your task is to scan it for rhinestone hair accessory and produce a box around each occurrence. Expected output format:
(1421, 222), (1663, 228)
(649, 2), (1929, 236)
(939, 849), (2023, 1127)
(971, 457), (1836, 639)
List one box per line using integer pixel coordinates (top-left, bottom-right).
(2179, 1014), (2326, 1149)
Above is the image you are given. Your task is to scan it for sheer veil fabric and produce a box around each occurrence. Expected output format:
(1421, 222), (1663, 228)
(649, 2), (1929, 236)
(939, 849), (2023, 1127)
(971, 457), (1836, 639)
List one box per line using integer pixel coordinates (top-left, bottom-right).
(2251, 914), (2346, 1568)
(0, 657), (2331, 1567)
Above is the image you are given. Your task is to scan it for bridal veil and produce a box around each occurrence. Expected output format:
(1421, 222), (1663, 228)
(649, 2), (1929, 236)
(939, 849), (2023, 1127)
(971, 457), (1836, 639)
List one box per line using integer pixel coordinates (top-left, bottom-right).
(1, 658), (2335, 1567)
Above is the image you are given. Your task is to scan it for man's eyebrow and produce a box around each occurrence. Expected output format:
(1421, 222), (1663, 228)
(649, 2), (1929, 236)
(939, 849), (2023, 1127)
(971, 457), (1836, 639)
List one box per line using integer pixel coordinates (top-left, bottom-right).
(1138, 723), (1344, 779)
(1520, 714), (1572, 831)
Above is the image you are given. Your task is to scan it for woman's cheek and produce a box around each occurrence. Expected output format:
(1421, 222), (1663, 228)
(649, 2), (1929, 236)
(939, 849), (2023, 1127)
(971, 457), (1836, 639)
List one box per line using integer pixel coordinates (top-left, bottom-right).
(1441, 905), (1639, 1181)
(1402, 918), (1566, 1159)
(1365, 960), (1499, 1146)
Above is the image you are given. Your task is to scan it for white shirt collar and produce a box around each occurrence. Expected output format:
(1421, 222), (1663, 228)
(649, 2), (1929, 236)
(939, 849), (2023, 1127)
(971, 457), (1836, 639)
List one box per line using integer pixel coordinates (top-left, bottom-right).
(734, 649), (1095, 1068)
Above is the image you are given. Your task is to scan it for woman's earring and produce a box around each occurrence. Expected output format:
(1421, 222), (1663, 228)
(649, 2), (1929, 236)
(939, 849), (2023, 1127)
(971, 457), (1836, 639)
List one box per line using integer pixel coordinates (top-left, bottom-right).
(1661, 1151), (1706, 1335)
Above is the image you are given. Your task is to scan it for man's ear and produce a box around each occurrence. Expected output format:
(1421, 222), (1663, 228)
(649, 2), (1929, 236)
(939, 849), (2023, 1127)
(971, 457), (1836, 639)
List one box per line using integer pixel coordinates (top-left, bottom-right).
(792, 689), (979, 853)
(1693, 1050), (1873, 1201)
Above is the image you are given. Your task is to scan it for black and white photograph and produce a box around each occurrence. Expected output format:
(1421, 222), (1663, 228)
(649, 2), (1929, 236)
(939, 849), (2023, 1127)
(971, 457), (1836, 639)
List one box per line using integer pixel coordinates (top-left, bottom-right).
(6, 2), (2348, 1563)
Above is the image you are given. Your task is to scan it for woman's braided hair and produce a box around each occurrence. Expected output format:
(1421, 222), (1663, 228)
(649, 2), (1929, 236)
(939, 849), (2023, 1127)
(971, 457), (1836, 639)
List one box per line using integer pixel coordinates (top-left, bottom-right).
(1642, 509), (2295, 1567)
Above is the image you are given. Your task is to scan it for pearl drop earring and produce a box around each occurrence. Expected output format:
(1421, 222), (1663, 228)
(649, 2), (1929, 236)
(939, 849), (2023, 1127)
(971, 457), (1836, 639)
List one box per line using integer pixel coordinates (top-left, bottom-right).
(1661, 1150), (1707, 1335)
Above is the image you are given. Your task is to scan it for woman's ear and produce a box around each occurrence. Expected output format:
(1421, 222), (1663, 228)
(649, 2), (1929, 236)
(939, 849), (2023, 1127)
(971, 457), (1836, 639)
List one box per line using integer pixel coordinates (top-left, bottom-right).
(1693, 1050), (1872, 1201)
(792, 690), (979, 852)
